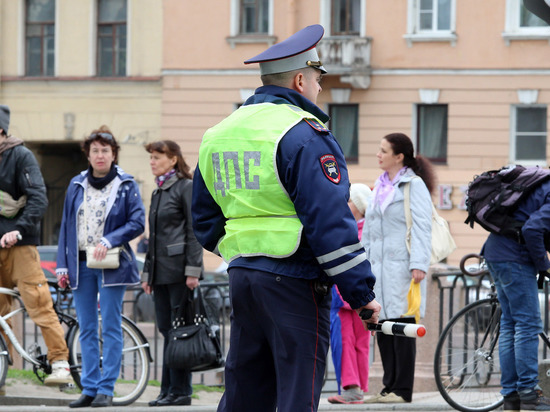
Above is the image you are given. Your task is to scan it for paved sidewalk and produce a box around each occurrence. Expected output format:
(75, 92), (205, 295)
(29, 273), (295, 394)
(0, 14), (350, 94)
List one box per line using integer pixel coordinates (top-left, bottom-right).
(0, 377), (457, 411)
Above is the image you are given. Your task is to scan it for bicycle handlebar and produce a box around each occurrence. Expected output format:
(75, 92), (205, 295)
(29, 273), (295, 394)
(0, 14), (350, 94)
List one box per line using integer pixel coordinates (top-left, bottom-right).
(459, 253), (489, 277)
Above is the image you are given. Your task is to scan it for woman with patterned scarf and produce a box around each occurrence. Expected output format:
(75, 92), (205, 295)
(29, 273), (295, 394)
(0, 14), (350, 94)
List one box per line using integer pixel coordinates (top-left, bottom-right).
(361, 133), (435, 404)
(56, 126), (145, 408)
(141, 140), (203, 407)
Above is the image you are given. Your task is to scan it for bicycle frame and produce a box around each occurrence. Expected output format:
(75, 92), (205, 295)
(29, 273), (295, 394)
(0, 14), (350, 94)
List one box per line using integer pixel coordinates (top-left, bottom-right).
(0, 286), (42, 366)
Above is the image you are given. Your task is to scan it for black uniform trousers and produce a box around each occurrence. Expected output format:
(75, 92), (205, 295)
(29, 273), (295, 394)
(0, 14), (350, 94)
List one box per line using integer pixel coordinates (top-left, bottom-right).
(376, 316), (416, 402)
(217, 267), (331, 412)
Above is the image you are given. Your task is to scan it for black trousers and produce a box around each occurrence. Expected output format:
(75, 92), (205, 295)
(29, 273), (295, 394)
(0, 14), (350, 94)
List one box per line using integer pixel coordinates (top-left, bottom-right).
(217, 268), (331, 412)
(153, 283), (193, 396)
(376, 317), (416, 402)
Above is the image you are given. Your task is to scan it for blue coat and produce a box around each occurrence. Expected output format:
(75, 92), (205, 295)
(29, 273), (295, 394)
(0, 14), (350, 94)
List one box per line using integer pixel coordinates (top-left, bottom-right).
(56, 166), (145, 289)
(483, 179), (550, 271)
(192, 85), (376, 309)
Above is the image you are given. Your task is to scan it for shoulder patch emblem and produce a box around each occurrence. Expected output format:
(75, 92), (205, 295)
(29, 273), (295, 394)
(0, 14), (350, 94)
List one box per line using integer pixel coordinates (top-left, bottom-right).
(305, 118), (329, 132)
(320, 154), (341, 184)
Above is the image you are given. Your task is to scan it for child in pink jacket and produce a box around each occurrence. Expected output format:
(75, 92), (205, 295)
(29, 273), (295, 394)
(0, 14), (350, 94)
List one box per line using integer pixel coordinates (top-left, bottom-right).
(328, 183), (373, 404)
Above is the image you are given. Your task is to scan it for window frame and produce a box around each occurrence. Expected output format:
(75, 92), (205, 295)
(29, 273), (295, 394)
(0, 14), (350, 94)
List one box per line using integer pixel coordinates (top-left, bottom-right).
(404, 0), (457, 47)
(415, 103), (449, 165)
(96, 0), (127, 77)
(328, 103), (359, 164)
(320, 0), (366, 37)
(227, 0), (275, 47)
(510, 104), (548, 166)
(330, 0), (361, 36)
(25, 0), (56, 77)
(503, 0), (550, 45)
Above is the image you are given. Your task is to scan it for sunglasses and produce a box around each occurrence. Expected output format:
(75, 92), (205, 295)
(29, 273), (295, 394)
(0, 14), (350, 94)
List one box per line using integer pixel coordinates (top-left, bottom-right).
(88, 132), (114, 141)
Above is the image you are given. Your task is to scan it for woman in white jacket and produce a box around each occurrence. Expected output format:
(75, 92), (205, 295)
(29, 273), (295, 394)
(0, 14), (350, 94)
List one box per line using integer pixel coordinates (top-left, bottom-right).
(362, 133), (435, 404)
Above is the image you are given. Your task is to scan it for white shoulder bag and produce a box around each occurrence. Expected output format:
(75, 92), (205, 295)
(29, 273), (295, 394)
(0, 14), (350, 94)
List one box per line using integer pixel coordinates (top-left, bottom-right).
(404, 178), (456, 265)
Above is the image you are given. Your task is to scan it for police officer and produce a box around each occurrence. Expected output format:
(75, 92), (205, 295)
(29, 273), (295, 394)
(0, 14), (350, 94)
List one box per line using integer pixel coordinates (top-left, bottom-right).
(192, 25), (381, 412)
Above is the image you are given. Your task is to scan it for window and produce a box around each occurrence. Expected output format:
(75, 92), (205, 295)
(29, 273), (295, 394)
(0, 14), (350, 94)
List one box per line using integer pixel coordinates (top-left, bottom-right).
(404, 0), (456, 46)
(511, 106), (547, 164)
(418, 0), (451, 31)
(25, 0), (55, 77)
(329, 104), (358, 163)
(416, 104), (448, 164)
(240, 0), (269, 34)
(520, 3), (549, 27)
(331, 0), (361, 35)
(504, 0), (550, 44)
(97, 0), (127, 77)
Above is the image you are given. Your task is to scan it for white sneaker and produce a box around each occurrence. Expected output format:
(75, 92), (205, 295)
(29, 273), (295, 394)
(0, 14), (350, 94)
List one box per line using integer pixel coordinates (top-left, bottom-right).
(44, 360), (73, 386)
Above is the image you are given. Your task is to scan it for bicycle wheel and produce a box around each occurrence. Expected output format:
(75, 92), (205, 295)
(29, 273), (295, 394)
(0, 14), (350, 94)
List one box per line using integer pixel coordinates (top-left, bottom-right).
(67, 315), (151, 406)
(0, 335), (9, 389)
(434, 297), (503, 412)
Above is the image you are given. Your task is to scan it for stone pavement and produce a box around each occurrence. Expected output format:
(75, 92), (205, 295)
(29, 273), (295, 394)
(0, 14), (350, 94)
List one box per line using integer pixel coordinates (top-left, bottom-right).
(0, 377), (457, 411)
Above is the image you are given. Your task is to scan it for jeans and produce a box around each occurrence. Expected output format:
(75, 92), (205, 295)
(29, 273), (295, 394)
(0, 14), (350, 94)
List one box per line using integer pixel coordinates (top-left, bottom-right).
(0, 246), (68, 363)
(72, 261), (126, 397)
(486, 260), (542, 396)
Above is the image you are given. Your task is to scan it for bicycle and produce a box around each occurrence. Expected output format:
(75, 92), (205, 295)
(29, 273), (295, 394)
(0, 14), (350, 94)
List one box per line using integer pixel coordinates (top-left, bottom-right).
(433, 253), (550, 412)
(0, 280), (152, 406)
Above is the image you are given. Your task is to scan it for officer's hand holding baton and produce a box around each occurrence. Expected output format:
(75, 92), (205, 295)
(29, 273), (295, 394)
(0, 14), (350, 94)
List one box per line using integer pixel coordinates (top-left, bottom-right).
(355, 299), (381, 336)
(359, 306), (427, 338)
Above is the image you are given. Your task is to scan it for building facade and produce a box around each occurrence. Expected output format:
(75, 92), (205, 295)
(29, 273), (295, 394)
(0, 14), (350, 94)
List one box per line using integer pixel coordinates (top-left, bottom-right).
(0, 0), (162, 244)
(162, 0), (550, 268)
(1, 0), (549, 269)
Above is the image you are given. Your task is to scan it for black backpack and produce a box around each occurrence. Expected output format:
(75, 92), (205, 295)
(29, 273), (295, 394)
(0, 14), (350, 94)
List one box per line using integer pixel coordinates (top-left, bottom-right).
(464, 165), (550, 242)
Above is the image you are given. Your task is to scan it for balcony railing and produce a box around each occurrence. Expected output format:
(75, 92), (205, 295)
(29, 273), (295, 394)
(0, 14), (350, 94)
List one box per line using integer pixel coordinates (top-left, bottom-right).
(317, 36), (372, 89)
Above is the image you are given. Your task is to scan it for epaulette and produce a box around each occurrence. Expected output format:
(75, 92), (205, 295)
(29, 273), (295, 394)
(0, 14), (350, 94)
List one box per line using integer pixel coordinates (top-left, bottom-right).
(304, 118), (329, 133)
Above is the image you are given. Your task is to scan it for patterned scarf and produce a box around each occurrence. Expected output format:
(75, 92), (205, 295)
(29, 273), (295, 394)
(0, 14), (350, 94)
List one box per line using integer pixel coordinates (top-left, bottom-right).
(155, 169), (177, 187)
(373, 166), (408, 213)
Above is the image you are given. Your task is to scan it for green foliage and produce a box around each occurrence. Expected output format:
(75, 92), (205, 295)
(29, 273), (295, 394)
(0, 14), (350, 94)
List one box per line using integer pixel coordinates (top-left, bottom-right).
(6, 369), (41, 384)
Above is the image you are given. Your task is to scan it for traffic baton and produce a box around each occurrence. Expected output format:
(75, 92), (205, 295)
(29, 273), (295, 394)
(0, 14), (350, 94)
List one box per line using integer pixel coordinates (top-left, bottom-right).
(359, 309), (426, 338)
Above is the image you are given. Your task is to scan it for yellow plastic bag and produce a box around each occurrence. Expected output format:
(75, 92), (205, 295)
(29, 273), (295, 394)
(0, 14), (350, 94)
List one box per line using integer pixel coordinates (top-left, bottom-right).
(402, 280), (421, 323)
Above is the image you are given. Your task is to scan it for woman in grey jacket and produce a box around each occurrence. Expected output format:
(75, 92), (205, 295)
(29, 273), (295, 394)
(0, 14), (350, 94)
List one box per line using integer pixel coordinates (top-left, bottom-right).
(141, 140), (203, 407)
(362, 133), (435, 404)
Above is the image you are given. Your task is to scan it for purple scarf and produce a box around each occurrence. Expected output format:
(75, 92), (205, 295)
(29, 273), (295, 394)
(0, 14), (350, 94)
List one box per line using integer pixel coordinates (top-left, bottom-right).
(373, 167), (408, 213)
(155, 169), (177, 187)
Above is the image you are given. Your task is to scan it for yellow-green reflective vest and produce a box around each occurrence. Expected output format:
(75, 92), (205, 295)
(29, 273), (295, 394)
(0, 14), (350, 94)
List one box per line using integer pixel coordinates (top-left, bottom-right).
(199, 103), (324, 262)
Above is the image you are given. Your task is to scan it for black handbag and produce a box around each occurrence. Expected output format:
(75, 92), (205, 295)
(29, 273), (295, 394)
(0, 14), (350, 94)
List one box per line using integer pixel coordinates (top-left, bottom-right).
(165, 286), (225, 371)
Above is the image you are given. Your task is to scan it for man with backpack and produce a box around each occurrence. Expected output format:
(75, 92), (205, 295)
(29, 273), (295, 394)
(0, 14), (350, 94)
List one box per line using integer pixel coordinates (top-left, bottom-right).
(476, 165), (550, 411)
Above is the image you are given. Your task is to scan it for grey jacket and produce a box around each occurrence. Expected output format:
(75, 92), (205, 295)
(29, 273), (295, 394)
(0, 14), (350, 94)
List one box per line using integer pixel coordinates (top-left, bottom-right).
(143, 175), (203, 285)
(361, 168), (432, 320)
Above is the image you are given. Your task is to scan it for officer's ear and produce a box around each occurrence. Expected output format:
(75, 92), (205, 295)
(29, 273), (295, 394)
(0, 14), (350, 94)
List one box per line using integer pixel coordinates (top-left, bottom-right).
(293, 72), (306, 94)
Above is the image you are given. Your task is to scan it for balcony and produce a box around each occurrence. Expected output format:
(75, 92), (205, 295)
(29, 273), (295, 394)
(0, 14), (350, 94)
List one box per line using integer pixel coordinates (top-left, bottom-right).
(317, 36), (372, 89)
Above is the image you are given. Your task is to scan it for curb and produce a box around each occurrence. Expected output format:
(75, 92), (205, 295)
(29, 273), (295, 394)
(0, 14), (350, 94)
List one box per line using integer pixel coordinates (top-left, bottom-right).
(0, 395), (455, 411)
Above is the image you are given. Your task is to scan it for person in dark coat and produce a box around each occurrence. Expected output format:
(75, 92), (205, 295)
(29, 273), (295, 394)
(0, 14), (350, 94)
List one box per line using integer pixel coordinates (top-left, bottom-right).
(142, 140), (203, 407)
(192, 25), (380, 412)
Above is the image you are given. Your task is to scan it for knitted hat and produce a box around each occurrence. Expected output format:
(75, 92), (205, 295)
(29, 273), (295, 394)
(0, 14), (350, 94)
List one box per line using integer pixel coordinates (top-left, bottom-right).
(350, 183), (373, 216)
(0, 105), (10, 135)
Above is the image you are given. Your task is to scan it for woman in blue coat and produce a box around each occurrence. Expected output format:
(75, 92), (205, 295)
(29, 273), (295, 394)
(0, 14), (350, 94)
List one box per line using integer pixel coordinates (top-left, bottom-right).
(56, 126), (145, 408)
